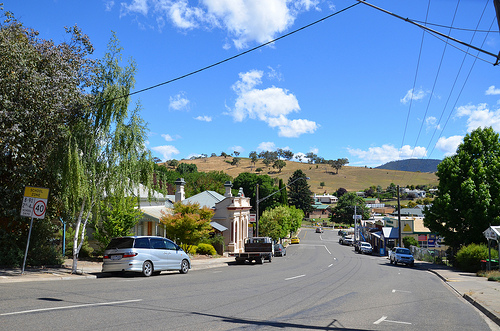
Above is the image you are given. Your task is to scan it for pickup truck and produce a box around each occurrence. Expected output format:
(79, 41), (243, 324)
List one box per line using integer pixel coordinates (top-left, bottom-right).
(389, 247), (414, 266)
(229, 237), (274, 264)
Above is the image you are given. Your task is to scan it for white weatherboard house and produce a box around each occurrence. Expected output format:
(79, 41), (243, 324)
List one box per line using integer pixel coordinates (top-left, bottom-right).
(138, 179), (251, 254)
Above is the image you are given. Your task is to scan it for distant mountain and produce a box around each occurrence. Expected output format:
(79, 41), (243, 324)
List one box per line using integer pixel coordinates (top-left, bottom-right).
(375, 159), (441, 173)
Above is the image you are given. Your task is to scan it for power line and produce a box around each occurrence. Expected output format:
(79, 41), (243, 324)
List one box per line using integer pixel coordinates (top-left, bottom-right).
(121, 3), (360, 99)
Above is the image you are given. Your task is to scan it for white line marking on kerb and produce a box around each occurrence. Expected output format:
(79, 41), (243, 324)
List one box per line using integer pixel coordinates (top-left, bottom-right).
(285, 274), (306, 281)
(0, 299), (143, 316)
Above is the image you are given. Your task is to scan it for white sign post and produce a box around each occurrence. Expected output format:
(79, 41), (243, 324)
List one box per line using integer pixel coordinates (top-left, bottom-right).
(21, 186), (49, 274)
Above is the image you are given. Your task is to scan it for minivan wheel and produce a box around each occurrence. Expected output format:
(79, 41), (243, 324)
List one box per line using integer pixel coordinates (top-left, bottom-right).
(179, 259), (189, 274)
(142, 261), (153, 277)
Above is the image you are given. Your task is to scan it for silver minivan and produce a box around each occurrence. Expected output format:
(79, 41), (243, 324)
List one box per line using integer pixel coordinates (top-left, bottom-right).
(102, 236), (191, 276)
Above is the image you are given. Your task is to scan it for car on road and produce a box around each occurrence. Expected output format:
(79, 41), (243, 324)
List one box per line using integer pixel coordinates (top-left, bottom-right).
(291, 237), (300, 244)
(274, 243), (286, 256)
(389, 247), (414, 266)
(102, 236), (191, 277)
(316, 227), (324, 233)
(359, 242), (373, 255)
(339, 235), (353, 246)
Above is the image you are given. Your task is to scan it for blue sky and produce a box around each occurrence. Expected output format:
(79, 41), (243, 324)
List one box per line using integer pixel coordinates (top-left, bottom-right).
(7, 0), (500, 167)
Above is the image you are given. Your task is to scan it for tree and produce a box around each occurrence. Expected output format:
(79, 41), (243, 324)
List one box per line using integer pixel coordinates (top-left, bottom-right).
(231, 157), (240, 167)
(249, 151), (258, 169)
(403, 236), (419, 249)
(424, 127), (500, 253)
(61, 33), (153, 273)
(273, 159), (286, 173)
(278, 179), (288, 205)
(176, 162), (197, 174)
(160, 202), (214, 251)
(167, 159), (179, 169)
(336, 187), (348, 198)
(233, 151), (240, 157)
(0, 12), (97, 266)
(233, 173), (280, 217)
(287, 170), (313, 215)
(330, 192), (370, 225)
(93, 196), (142, 253)
(259, 205), (303, 242)
(331, 158), (349, 174)
(220, 152), (228, 158)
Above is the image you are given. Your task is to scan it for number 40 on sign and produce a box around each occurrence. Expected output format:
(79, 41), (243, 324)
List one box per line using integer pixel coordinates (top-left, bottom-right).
(21, 186), (49, 219)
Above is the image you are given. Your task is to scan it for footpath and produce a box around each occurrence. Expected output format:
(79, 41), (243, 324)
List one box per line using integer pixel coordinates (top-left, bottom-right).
(0, 256), (499, 327)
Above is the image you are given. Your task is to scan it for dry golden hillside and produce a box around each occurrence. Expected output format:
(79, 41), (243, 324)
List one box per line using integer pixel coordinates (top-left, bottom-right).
(169, 157), (438, 194)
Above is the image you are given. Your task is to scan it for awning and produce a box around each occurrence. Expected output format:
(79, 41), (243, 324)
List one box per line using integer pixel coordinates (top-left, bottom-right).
(371, 231), (381, 239)
(210, 221), (228, 232)
(382, 227), (399, 239)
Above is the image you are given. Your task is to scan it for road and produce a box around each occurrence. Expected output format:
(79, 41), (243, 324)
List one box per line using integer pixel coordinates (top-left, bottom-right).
(0, 228), (495, 330)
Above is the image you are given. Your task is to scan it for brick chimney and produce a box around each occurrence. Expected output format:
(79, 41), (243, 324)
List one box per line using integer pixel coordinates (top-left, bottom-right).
(175, 178), (186, 202)
(224, 181), (233, 197)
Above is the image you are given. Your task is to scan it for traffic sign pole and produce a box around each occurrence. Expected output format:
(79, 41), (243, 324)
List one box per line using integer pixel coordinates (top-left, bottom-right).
(21, 217), (34, 274)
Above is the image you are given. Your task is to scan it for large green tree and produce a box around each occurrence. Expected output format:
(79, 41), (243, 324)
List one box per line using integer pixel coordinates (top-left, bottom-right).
(259, 205), (303, 242)
(424, 127), (500, 253)
(0, 9), (96, 266)
(61, 33), (153, 273)
(233, 172), (280, 217)
(330, 192), (370, 225)
(287, 170), (313, 215)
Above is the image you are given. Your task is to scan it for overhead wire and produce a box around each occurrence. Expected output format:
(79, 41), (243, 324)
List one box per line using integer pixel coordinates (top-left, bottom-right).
(399, 0), (461, 182)
(392, 0), (431, 185)
(101, 3), (361, 104)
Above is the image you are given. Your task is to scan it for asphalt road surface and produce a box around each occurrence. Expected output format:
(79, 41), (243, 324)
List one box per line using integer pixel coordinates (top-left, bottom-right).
(0, 228), (495, 330)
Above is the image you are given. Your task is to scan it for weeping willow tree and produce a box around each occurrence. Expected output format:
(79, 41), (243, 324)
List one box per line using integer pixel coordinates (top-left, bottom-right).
(61, 32), (153, 273)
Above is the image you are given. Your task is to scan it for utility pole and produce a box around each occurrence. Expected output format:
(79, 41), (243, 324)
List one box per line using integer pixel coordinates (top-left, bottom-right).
(397, 184), (401, 247)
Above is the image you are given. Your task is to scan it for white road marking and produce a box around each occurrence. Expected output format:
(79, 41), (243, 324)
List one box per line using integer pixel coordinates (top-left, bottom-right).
(298, 244), (332, 254)
(285, 274), (306, 281)
(0, 299), (143, 316)
(392, 289), (412, 293)
(374, 316), (387, 324)
(374, 315), (411, 325)
(328, 264), (334, 268)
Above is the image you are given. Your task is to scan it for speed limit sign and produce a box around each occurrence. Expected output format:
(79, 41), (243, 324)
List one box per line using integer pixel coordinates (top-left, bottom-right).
(21, 186), (49, 219)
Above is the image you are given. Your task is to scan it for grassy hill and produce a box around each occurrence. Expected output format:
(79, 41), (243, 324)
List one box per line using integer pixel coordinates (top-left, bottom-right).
(171, 157), (438, 194)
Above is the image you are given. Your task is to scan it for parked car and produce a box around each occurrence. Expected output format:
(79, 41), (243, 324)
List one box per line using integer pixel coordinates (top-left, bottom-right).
(316, 227), (324, 233)
(389, 247), (414, 266)
(291, 237), (300, 244)
(274, 243), (286, 257)
(339, 235), (353, 246)
(360, 242), (373, 255)
(102, 236), (191, 277)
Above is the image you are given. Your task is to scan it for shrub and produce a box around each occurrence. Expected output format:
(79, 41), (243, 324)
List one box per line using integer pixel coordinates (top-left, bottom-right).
(181, 244), (197, 255)
(196, 243), (217, 256)
(403, 236), (419, 248)
(456, 243), (498, 272)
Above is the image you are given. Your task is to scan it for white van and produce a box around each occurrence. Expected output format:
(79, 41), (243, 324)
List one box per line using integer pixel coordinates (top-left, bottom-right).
(102, 236), (191, 276)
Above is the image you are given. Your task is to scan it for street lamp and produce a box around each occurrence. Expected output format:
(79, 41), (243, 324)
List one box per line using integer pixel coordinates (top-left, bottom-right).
(255, 176), (309, 237)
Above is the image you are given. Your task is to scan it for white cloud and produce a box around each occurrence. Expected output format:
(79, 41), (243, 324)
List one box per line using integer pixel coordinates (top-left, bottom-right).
(400, 88), (426, 104)
(435, 135), (463, 156)
(257, 142), (276, 151)
(151, 145), (180, 160)
(120, 0), (148, 16)
(104, 0), (115, 11)
(230, 145), (244, 154)
(119, 0), (322, 49)
(169, 92), (190, 111)
(486, 85), (500, 95)
(456, 103), (500, 132)
(161, 134), (174, 141)
(425, 116), (440, 130)
(348, 144), (427, 165)
(194, 115), (212, 122)
(229, 69), (318, 137)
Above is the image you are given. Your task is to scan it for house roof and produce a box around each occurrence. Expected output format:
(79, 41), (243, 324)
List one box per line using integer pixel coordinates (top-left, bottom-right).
(182, 190), (225, 209)
(139, 205), (171, 222)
